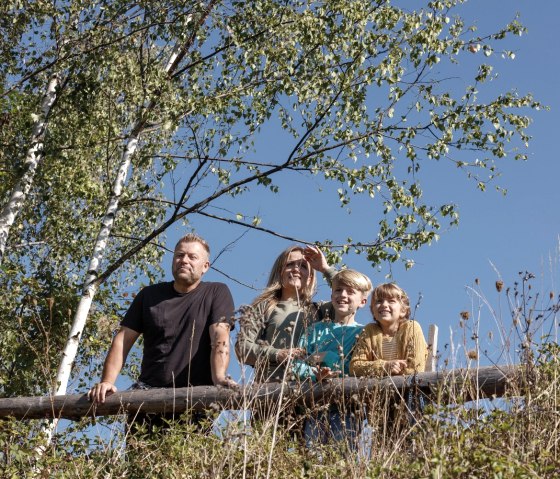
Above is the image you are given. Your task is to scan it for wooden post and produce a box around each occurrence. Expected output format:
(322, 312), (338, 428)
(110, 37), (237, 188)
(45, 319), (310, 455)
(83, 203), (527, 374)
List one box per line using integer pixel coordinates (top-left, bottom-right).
(426, 324), (439, 373)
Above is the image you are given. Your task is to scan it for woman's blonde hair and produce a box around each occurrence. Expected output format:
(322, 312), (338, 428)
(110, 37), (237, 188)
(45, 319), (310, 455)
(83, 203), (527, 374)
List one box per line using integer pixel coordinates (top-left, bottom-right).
(370, 282), (411, 323)
(252, 245), (317, 313)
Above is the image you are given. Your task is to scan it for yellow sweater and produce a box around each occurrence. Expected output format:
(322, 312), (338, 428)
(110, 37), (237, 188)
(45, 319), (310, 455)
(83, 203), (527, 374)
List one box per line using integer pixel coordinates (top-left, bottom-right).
(349, 320), (428, 377)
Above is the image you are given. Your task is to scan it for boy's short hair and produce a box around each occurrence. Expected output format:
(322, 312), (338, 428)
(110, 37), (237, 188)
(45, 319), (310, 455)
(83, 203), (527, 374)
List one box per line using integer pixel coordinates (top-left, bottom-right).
(371, 283), (411, 321)
(332, 269), (372, 296)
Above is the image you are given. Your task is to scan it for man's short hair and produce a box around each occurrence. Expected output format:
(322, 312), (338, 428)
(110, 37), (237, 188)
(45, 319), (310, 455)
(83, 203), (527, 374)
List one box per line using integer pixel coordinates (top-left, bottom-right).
(175, 233), (210, 257)
(332, 269), (372, 296)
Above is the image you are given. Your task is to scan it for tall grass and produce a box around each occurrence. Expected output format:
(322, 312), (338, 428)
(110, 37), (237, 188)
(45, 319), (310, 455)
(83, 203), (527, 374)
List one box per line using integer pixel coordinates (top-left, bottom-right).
(1, 271), (559, 478)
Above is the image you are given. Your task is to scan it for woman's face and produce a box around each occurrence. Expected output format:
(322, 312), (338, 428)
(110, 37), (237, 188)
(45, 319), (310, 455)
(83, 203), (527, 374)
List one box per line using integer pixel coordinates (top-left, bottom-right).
(280, 250), (311, 295)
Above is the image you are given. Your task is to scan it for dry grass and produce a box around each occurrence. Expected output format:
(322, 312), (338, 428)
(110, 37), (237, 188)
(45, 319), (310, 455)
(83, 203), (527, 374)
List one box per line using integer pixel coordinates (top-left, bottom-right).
(1, 273), (559, 478)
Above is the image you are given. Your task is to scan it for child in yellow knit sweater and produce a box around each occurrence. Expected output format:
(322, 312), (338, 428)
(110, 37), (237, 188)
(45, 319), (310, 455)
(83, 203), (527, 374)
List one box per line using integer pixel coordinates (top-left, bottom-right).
(350, 283), (427, 377)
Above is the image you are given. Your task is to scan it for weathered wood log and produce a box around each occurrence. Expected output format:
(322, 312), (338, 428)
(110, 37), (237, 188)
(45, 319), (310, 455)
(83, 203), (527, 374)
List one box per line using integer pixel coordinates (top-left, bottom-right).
(0, 365), (522, 421)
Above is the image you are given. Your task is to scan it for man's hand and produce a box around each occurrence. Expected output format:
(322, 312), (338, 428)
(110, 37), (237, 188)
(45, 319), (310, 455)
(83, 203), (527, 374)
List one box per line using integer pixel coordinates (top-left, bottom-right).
(88, 381), (117, 404)
(214, 376), (239, 389)
(276, 347), (306, 363)
(89, 327), (138, 404)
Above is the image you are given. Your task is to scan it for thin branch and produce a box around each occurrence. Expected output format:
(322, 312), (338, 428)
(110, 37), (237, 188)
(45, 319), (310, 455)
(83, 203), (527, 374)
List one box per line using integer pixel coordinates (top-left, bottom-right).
(195, 210), (311, 244)
(211, 229), (250, 264)
(93, 126), (382, 285)
(210, 265), (259, 291)
(109, 234), (171, 253)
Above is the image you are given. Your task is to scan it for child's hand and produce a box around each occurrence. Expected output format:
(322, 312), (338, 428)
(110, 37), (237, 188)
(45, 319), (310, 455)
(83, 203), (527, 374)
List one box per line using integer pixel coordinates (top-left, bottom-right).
(386, 359), (407, 375)
(303, 245), (329, 273)
(315, 366), (340, 381)
(276, 348), (306, 363)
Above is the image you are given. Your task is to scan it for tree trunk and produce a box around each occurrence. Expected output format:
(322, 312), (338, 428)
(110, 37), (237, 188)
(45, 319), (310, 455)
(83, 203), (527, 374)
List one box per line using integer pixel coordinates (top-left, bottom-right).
(0, 73), (59, 263)
(45, 3), (218, 444)
(53, 136), (139, 398)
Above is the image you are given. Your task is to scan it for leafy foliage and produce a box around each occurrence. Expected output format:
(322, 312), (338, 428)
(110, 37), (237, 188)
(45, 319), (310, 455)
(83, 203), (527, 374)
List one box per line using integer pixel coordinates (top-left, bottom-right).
(0, 1), (542, 398)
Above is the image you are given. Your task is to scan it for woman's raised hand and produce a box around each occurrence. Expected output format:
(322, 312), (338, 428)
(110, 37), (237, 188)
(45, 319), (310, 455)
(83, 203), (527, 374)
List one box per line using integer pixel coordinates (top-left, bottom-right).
(303, 245), (329, 274)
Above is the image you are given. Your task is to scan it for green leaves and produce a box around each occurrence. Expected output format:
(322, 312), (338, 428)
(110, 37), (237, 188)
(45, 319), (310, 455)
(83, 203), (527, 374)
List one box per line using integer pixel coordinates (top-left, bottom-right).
(0, 0), (543, 396)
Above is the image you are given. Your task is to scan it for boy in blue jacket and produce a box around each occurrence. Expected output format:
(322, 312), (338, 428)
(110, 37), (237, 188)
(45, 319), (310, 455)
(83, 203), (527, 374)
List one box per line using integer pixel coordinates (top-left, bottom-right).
(293, 268), (372, 448)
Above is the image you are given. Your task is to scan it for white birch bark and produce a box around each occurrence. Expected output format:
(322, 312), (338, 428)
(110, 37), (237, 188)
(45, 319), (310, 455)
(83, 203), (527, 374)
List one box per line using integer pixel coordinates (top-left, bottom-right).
(41, 44), (186, 444)
(40, 2), (219, 446)
(0, 73), (59, 263)
(36, 135), (139, 453)
(53, 136), (139, 398)
(53, 43), (184, 397)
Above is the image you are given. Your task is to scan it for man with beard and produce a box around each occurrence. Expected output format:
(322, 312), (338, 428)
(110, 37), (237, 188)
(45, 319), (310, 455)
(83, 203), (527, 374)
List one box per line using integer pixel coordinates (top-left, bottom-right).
(89, 233), (236, 431)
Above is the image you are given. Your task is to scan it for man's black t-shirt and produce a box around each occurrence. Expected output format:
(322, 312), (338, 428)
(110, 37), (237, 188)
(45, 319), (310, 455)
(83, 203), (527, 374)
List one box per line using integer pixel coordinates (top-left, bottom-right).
(121, 281), (234, 388)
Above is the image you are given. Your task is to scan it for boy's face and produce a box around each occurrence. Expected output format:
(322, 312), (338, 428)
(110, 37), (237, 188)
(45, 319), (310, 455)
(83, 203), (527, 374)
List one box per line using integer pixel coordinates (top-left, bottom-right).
(371, 295), (405, 325)
(331, 282), (367, 318)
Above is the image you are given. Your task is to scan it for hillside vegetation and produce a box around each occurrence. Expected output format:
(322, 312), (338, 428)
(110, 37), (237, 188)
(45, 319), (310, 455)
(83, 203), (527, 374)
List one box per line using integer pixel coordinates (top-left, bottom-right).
(1, 275), (558, 478)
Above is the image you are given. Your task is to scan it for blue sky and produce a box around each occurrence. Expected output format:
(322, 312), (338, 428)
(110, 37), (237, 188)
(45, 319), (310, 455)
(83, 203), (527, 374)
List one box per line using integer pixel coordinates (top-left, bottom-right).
(143, 0), (559, 384)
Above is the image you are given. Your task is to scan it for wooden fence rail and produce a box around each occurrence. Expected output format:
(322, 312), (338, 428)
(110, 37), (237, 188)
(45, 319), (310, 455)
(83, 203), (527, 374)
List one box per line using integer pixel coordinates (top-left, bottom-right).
(0, 365), (522, 421)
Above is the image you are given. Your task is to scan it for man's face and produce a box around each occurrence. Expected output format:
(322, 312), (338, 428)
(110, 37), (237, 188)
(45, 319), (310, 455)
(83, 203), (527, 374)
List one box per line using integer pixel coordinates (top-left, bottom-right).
(172, 241), (210, 290)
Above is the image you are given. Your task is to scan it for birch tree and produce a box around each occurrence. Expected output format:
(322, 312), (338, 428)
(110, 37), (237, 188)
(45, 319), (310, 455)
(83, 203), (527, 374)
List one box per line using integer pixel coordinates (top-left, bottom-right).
(0, 1), (178, 396)
(53, 3), (221, 402)
(0, 74), (59, 262)
(0, 0), (541, 409)
(0, 2), (100, 263)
